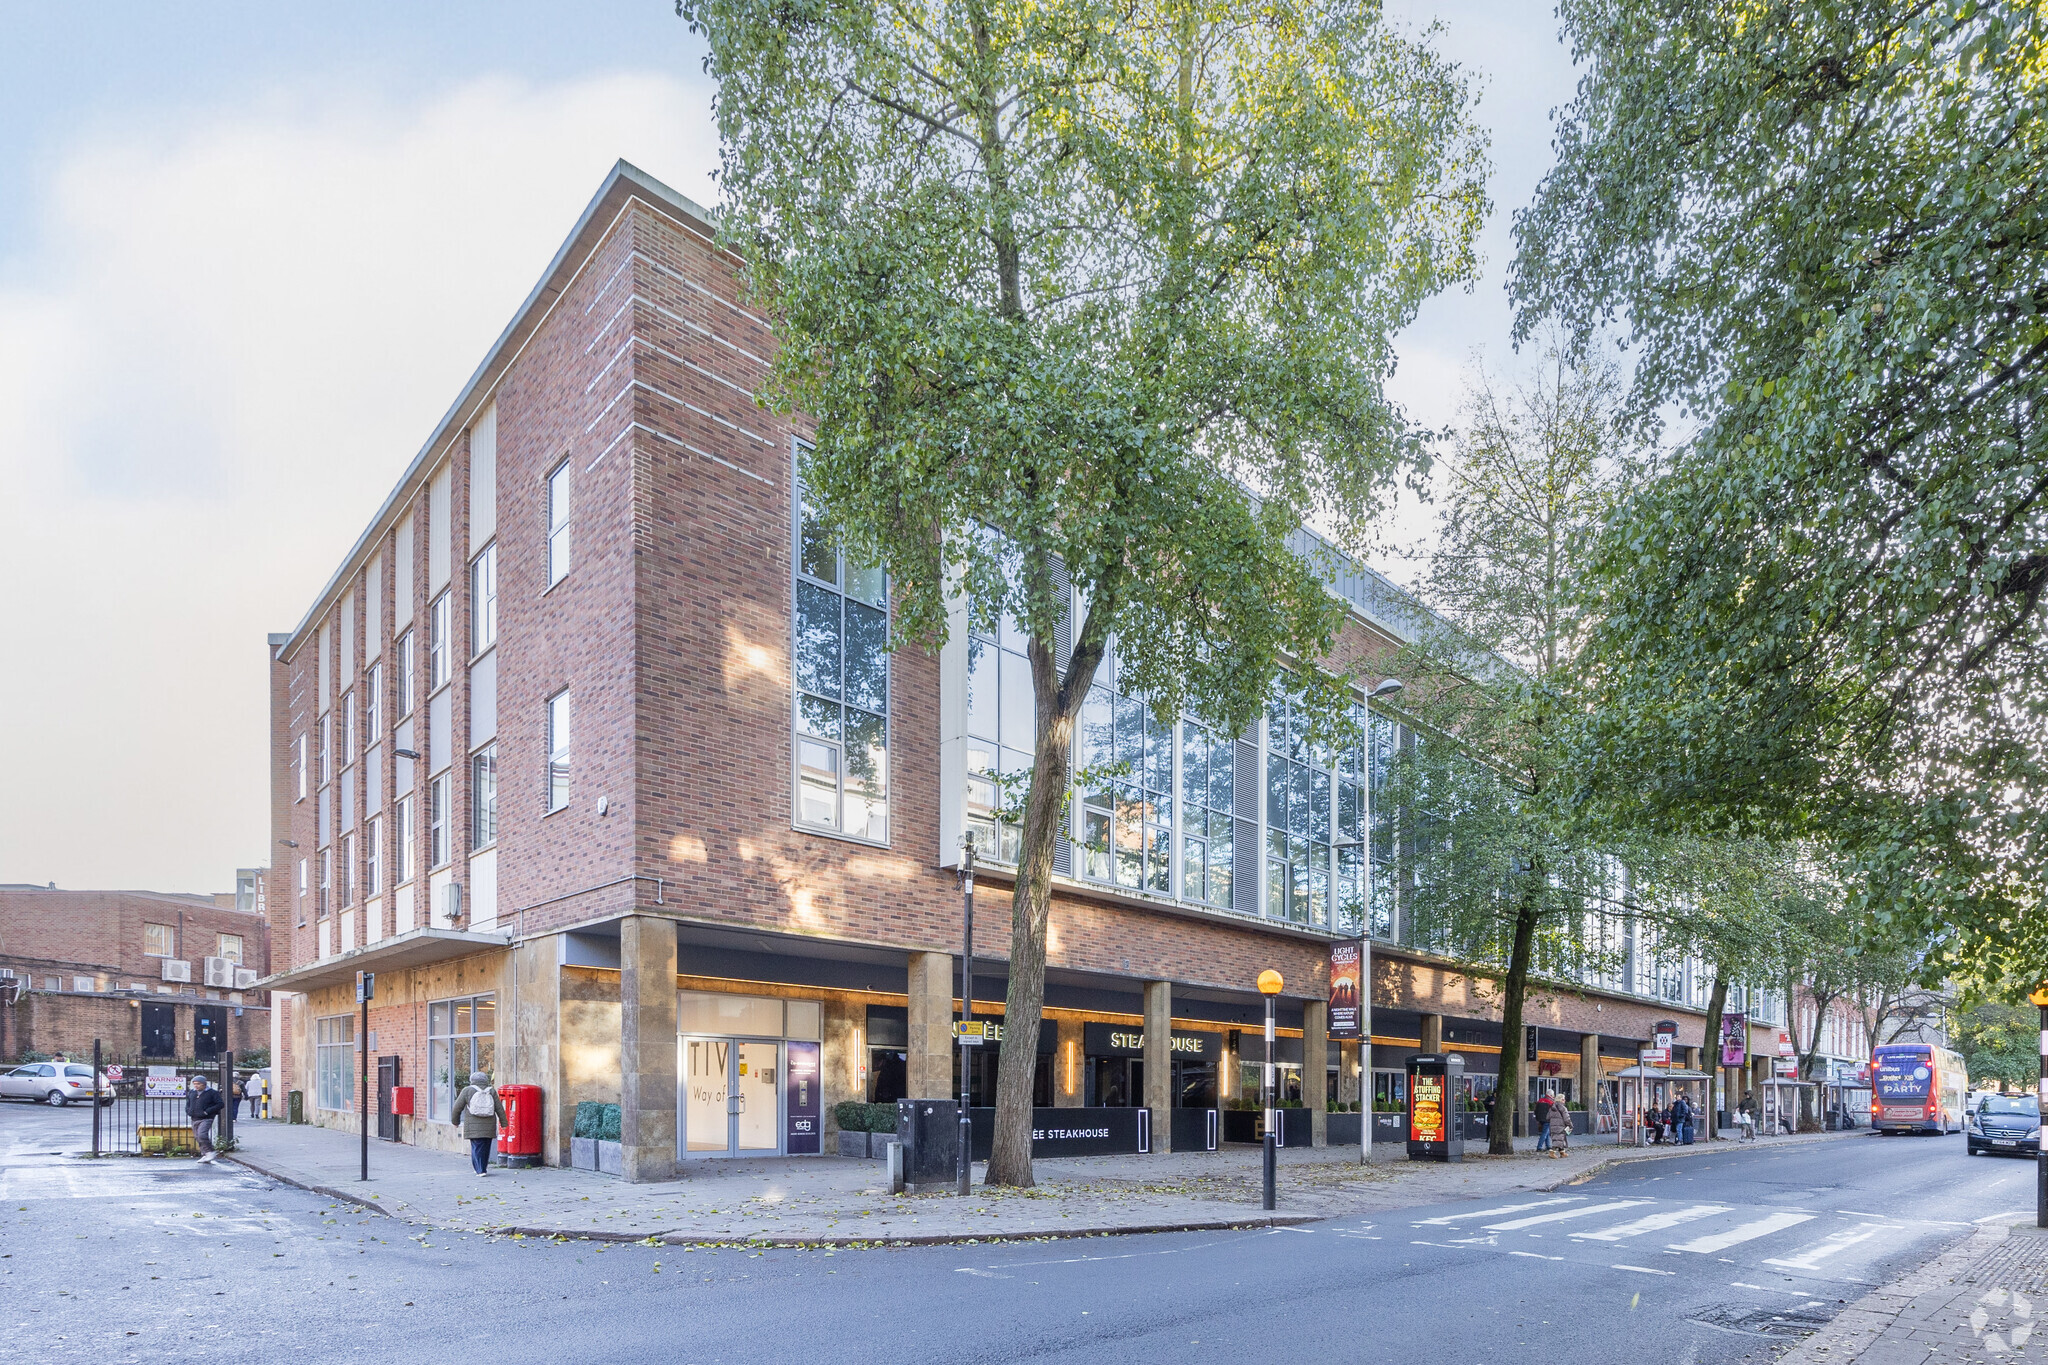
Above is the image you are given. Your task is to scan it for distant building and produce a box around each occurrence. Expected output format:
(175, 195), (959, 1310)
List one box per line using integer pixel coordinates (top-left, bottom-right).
(0, 882), (272, 1066)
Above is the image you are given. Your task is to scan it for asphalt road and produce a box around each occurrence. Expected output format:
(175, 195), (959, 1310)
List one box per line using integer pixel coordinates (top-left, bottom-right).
(0, 1102), (2030, 1364)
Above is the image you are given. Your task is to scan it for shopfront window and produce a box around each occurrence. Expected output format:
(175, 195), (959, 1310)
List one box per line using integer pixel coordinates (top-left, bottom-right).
(315, 1015), (355, 1112)
(427, 995), (495, 1120)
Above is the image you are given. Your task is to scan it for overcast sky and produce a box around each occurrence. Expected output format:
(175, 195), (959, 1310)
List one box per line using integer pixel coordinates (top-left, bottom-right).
(0, 2), (1578, 895)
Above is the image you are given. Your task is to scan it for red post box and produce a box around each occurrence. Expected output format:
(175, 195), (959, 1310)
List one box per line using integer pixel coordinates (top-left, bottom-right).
(391, 1085), (414, 1116)
(497, 1083), (543, 1166)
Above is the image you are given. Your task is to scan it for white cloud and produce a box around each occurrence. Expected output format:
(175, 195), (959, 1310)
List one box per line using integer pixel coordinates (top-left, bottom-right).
(0, 70), (720, 893)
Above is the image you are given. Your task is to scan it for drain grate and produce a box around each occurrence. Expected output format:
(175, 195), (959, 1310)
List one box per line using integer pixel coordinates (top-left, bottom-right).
(1690, 1303), (1835, 1337)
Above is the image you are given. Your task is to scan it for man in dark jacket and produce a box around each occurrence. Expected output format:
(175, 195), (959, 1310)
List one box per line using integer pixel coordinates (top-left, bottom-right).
(1672, 1093), (1695, 1145)
(186, 1076), (225, 1164)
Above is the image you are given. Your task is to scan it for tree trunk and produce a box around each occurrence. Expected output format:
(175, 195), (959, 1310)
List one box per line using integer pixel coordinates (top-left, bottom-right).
(985, 578), (1111, 1188)
(1490, 897), (1540, 1156)
(1700, 972), (1728, 1141)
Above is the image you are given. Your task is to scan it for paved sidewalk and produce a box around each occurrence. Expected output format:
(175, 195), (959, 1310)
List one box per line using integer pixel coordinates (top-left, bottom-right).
(211, 1117), (1855, 1245)
(1777, 1215), (2048, 1365)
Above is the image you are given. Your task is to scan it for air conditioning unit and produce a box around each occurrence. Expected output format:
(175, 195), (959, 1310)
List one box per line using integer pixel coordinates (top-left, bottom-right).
(441, 880), (464, 922)
(203, 956), (234, 988)
(160, 958), (192, 983)
(235, 968), (259, 990)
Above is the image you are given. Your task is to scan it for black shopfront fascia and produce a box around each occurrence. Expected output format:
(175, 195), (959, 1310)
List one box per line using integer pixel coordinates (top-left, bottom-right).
(1081, 1023), (1221, 1060)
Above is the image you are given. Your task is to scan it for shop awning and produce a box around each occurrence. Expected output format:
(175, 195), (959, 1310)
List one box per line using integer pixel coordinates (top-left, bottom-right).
(255, 927), (512, 994)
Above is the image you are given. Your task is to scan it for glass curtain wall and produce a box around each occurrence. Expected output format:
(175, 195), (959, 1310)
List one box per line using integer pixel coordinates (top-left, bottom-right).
(793, 483), (890, 842)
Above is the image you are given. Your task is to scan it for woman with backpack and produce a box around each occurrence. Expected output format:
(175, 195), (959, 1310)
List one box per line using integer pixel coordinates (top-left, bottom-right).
(451, 1070), (506, 1176)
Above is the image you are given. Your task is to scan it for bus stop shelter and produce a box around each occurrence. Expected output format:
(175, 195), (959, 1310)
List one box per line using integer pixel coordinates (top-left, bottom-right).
(1612, 1064), (1711, 1146)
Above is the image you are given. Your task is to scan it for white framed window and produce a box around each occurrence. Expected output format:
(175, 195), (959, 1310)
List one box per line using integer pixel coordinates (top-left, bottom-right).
(297, 858), (308, 898)
(143, 923), (173, 958)
(470, 543), (497, 654)
(315, 1015), (355, 1111)
(792, 482), (889, 842)
(395, 795), (415, 884)
(547, 691), (571, 812)
(472, 745), (498, 847)
(429, 773), (450, 869)
(365, 816), (381, 897)
(318, 848), (331, 919)
(320, 713), (332, 786)
(338, 832), (354, 907)
(341, 691), (356, 767)
(428, 592), (451, 692)
(365, 664), (381, 740)
(546, 461), (572, 586)
(427, 996), (495, 1120)
(295, 734), (307, 801)
(397, 630), (416, 717)
(217, 934), (244, 965)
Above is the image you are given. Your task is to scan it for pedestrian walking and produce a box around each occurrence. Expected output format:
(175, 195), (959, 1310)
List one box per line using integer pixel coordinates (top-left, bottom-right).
(186, 1075), (225, 1164)
(1737, 1099), (1757, 1141)
(1552, 1100), (1571, 1155)
(229, 1078), (246, 1123)
(1535, 1095), (1555, 1153)
(451, 1070), (505, 1177)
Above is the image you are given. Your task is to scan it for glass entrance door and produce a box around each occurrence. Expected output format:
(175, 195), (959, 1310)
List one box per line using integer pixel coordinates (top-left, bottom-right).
(681, 1036), (783, 1157)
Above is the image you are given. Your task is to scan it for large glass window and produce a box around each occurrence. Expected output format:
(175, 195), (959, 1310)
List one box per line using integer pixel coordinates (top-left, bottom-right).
(427, 996), (495, 1120)
(470, 543), (497, 654)
(1179, 722), (1235, 908)
(365, 815), (381, 897)
(964, 601), (1035, 862)
(546, 462), (572, 586)
(295, 734), (307, 800)
(547, 691), (571, 812)
(397, 630), (416, 717)
(792, 485), (889, 841)
(365, 664), (381, 740)
(338, 832), (354, 907)
(472, 745), (498, 847)
(1076, 685), (1171, 894)
(315, 1014), (355, 1111)
(395, 794), (414, 883)
(1264, 690), (1331, 925)
(341, 692), (356, 767)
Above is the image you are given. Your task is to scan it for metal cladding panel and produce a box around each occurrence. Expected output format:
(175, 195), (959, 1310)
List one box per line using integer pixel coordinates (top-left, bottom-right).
(1051, 554), (1073, 676)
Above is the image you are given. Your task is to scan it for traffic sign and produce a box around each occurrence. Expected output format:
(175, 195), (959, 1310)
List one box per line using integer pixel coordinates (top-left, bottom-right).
(356, 971), (375, 1003)
(2028, 985), (2048, 1008)
(952, 1020), (986, 1045)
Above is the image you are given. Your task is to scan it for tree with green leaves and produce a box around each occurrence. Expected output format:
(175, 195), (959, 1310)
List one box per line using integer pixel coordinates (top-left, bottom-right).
(1512, 0), (2048, 982)
(1383, 342), (1650, 1153)
(681, 0), (1487, 1185)
(1953, 1001), (2037, 1092)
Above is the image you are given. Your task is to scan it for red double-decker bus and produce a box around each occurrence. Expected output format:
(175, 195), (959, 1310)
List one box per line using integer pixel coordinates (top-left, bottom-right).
(1871, 1043), (1968, 1134)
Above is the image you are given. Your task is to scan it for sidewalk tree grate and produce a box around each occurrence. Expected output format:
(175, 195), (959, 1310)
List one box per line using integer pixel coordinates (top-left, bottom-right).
(1689, 1303), (1835, 1337)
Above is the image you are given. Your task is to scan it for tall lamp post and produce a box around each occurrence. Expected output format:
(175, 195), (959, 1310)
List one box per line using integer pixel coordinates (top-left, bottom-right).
(1258, 969), (1284, 1211)
(958, 840), (976, 1198)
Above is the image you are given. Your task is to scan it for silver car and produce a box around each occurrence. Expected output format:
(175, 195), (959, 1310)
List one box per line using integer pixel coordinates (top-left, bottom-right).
(0, 1062), (115, 1105)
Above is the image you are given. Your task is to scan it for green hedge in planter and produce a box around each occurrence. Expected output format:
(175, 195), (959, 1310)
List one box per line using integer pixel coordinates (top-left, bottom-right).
(828, 1101), (902, 1133)
(598, 1103), (621, 1142)
(573, 1101), (605, 1139)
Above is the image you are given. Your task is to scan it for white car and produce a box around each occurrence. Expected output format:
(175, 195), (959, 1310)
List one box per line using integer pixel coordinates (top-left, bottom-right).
(0, 1062), (115, 1105)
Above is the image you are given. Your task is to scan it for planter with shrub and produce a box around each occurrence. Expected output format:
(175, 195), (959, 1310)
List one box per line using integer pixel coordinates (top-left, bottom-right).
(832, 1100), (900, 1157)
(570, 1101), (623, 1174)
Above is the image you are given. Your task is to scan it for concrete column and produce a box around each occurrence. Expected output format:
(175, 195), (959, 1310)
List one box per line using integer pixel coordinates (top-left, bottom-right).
(1054, 1015), (1083, 1108)
(1143, 981), (1172, 1154)
(906, 951), (954, 1099)
(1304, 999), (1329, 1146)
(1580, 1033), (1601, 1120)
(1419, 1013), (1444, 1054)
(618, 915), (677, 1183)
(1337, 1041), (1361, 1106)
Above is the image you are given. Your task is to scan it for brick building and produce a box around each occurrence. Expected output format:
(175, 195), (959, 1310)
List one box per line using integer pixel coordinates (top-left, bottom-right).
(260, 161), (1790, 1177)
(0, 880), (272, 1066)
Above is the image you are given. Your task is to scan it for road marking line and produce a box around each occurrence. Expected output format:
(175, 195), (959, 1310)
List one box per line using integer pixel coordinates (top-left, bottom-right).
(1763, 1223), (1901, 1270)
(1730, 1282), (1809, 1294)
(955, 1267), (1008, 1278)
(1412, 1197), (1583, 1226)
(1614, 1264), (1676, 1275)
(1574, 1205), (1729, 1241)
(1975, 1211), (2033, 1223)
(1509, 1251), (1564, 1260)
(1485, 1200), (1653, 1232)
(1669, 1211), (1815, 1254)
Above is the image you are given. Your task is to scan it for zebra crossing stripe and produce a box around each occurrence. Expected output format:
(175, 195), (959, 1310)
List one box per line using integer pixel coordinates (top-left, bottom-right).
(1572, 1204), (1729, 1241)
(1411, 1197), (1584, 1226)
(1763, 1222), (1900, 1270)
(1484, 1200), (1653, 1232)
(1668, 1211), (1815, 1254)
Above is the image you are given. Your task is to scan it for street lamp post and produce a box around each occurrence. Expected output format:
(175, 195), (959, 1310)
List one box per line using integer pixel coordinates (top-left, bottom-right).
(2031, 985), (2048, 1228)
(958, 840), (976, 1199)
(1258, 969), (1284, 1211)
